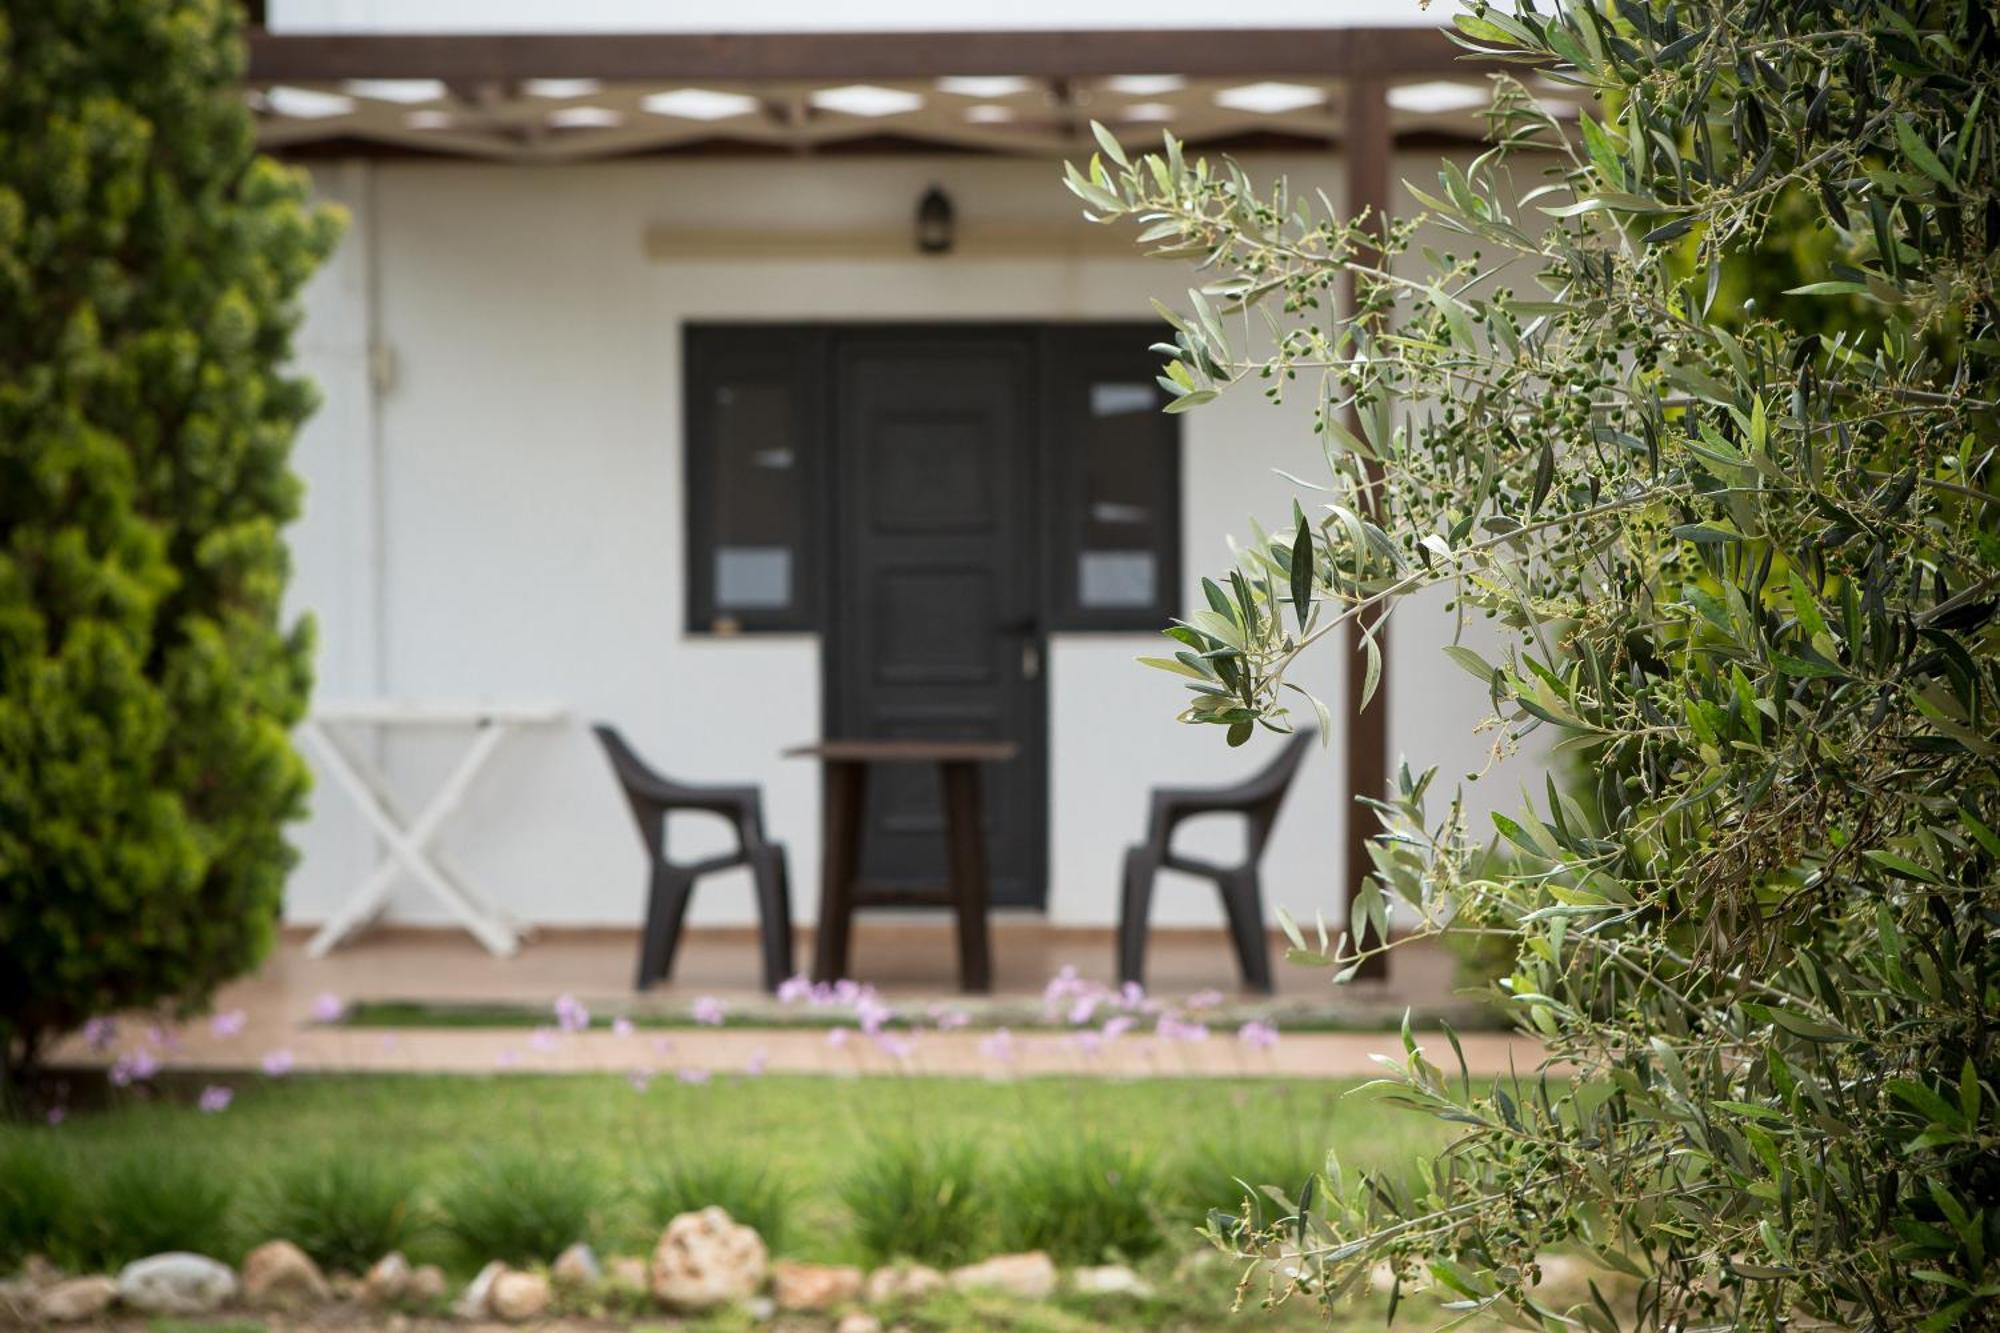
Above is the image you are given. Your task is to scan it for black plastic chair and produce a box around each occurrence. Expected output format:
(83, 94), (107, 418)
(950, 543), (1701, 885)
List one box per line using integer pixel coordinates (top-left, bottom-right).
(594, 724), (793, 992)
(1118, 728), (1315, 994)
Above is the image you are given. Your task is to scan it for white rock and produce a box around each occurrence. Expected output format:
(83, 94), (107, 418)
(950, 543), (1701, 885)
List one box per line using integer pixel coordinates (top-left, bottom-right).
(771, 1259), (863, 1311)
(950, 1252), (1057, 1301)
(606, 1255), (649, 1290)
(742, 1294), (777, 1321)
(865, 1262), (947, 1305)
(117, 1253), (238, 1315)
(406, 1263), (448, 1304)
(1070, 1264), (1152, 1298)
(363, 1252), (411, 1305)
(455, 1260), (506, 1318)
(242, 1240), (329, 1308)
(837, 1313), (885, 1333)
(649, 1207), (768, 1311)
(552, 1242), (601, 1288)
(488, 1269), (552, 1322)
(36, 1277), (118, 1322)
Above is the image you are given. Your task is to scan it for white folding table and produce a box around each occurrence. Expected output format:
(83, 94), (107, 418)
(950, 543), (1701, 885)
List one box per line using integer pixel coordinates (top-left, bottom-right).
(300, 700), (571, 958)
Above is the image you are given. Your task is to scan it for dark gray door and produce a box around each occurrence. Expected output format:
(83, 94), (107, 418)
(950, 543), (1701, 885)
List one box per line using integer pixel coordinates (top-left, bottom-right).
(828, 332), (1045, 908)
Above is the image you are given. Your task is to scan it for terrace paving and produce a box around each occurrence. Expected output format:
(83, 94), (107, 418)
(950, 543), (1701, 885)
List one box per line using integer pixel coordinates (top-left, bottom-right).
(48, 923), (1551, 1080)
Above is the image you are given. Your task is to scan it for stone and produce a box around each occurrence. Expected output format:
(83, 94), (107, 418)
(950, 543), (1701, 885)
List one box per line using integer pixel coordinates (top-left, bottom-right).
(455, 1260), (506, 1319)
(117, 1253), (239, 1315)
(771, 1260), (863, 1312)
(36, 1277), (118, 1322)
(864, 1263), (946, 1306)
(20, 1256), (62, 1289)
(330, 1271), (364, 1300)
(551, 1242), (601, 1289)
(406, 1264), (448, 1304)
(242, 1240), (329, 1309)
(488, 1270), (552, 1322)
(0, 1280), (36, 1322)
(949, 1252), (1057, 1301)
(649, 1207), (768, 1311)
(741, 1294), (776, 1321)
(1070, 1264), (1151, 1298)
(606, 1255), (649, 1291)
(363, 1252), (411, 1305)
(837, 1314), (885, 1333)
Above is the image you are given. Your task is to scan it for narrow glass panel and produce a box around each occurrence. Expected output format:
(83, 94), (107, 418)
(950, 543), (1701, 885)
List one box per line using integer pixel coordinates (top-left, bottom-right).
(715, 546), (792, 609)
(1078, 551), (1156, 607)
(709, 379), (804, 613)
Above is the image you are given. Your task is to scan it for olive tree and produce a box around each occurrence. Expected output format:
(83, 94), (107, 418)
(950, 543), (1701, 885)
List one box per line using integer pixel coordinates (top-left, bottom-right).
(1073, 0), (1997, 1327)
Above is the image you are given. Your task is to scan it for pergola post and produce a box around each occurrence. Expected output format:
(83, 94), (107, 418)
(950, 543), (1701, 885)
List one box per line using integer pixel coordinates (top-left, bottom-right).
(1341, 76), (1392, 981)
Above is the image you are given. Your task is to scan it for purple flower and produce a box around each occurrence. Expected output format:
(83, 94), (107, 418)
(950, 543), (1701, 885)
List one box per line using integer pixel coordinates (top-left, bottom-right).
(209, 1009), (248, 1039)
(82, 1018), (117, 1051)
(1237, 1019), (1280, 1051)
(746, 1046), (769, 1077)
(46, 1106), (66, 1126)
(651, 1035), (676, 1056)
(310, 992), (345, 1023)
(873, 1032), (916, 1061)
(776, 975), (813, 1004)
(495, 1049), (520, 1069)
(1101, 1014), (1136, 1041)
(691, 996), (726, 1027)
(979, 1028), (1016, 1064)
(197, 1085), (233, 1114)
(677, 1067), (711, 1084)
(110, 1050), (161, 1086)
(929, 1004), (971, 1030)
(626, 1069), (652, 1093)
(529, 1026), (559, 1052)
(261, 1048), (295, 1077)
(554, 993), (590, 1032)
(380, 1033), (400, 1051)
(827, 1026), (852, 1049)
(856, 995), (893, 1035)
(1069, 1030), (1104, 1056)
(1118, 981), (1148, 1010)
(611, 1017), (635, 1038)
(1156, 1014), (1211, 1043)
(1186, 988), (1226, 1011)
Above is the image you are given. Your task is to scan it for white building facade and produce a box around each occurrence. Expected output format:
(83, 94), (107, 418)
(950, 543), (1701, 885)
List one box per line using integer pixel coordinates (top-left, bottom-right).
(266, 5), (1552, 942)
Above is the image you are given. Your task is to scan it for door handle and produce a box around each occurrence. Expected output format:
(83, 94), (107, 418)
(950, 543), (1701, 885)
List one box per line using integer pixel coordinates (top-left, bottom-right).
(1000, 617), (1041, 681)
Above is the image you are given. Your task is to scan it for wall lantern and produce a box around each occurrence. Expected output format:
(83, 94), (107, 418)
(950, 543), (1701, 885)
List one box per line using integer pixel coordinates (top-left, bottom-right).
(915, 185), (955, 254)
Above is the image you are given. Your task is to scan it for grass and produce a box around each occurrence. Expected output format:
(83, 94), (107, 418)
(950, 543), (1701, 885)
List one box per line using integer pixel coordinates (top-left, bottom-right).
(435, 1148), (604, 1266)
(3, 1074), (1446, 1271)
(79, 1147), (237, 1266)
(258, 1154), (420, 1274)
(0, 1140), (79, 1267)
(841, 1134), (988, 1266)
(640, 1152), (795, 1256)
(997, 1134), (1164, 1265)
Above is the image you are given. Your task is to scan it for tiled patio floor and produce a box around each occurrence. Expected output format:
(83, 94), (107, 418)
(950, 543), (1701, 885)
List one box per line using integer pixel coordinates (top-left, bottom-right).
(49, 923), (1547, 1080)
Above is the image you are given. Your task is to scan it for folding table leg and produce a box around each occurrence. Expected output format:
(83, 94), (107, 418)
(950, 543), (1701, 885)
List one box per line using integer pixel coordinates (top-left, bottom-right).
(303, 720), (521, 958)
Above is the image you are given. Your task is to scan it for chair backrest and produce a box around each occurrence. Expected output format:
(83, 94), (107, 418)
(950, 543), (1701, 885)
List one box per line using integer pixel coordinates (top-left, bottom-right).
(593, 723), (656, 793)
(1229, 726), (1317, 806)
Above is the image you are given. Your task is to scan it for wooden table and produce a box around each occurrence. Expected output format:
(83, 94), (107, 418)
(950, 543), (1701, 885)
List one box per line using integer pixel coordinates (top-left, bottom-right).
(785, 739), (1019, 992)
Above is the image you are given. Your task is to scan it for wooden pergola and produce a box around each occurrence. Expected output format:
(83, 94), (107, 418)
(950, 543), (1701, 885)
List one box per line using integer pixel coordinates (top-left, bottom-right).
(247, 24), (1568, 976)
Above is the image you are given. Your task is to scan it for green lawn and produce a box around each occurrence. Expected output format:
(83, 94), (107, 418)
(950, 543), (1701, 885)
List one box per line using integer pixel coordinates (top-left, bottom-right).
(14, 1073), (1444, 1258)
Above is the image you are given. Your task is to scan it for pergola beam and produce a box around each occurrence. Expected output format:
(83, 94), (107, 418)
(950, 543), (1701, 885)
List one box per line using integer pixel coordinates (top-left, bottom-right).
(247, 26), (1490, 83)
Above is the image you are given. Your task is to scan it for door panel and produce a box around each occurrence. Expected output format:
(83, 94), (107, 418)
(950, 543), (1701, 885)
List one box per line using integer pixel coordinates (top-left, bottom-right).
(830, 334), (1044, 908)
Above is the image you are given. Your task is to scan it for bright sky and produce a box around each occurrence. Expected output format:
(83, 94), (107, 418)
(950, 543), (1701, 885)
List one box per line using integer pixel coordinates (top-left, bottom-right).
(269, 0), (1448, 34)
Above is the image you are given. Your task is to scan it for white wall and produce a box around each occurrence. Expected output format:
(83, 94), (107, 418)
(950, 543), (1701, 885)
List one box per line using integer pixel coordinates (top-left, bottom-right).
(282, 149), (1535, 937)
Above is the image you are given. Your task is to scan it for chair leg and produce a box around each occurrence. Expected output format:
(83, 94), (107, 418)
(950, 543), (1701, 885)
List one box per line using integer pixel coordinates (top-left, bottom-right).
(1219, 869), (1274, 994)
(1118, 846), (1157, 988)
(636, 861), (694, 991)
(752, 844), (794, 992)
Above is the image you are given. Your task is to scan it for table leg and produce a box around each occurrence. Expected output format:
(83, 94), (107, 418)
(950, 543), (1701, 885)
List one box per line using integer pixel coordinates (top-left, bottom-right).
(812, 759), (868, 983)
(940, 760), (993, 993)
(302, 719), (521, 958)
